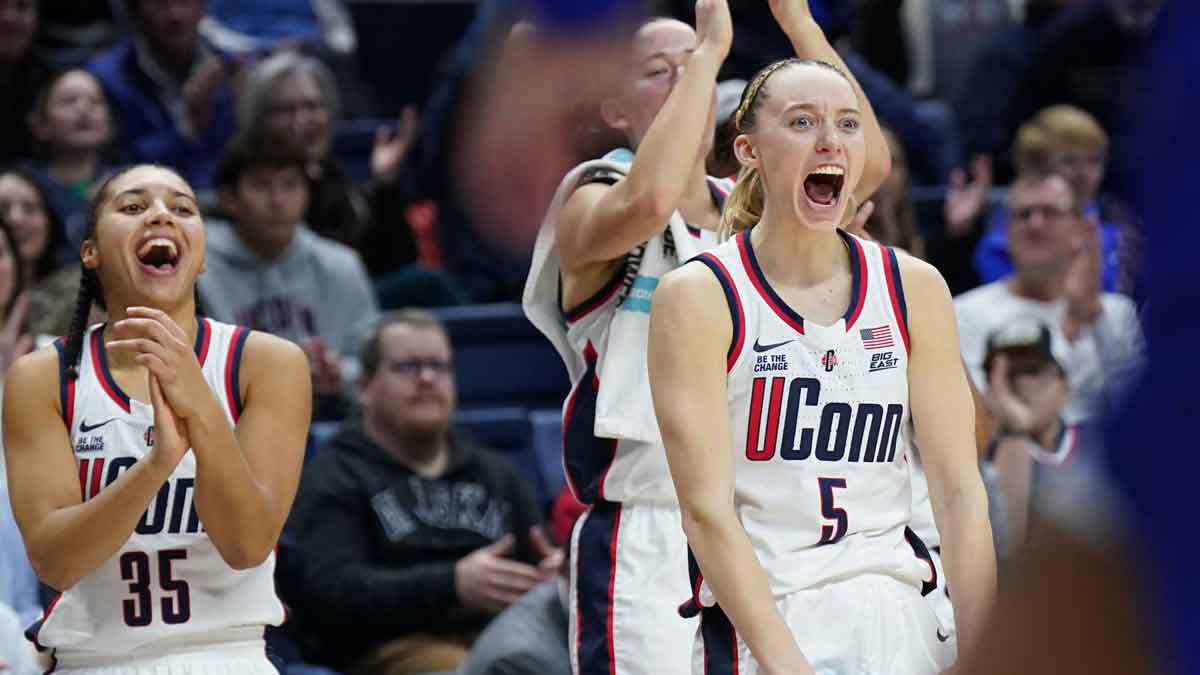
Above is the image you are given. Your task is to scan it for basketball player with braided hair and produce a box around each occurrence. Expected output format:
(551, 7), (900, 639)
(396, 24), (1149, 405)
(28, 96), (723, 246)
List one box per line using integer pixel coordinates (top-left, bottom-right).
(3, 164), (311, 671)
(647, 3), (996, 674)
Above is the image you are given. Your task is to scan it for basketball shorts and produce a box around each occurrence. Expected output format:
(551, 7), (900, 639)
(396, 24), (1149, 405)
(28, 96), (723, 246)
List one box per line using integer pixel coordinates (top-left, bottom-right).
(570, 500), (697, 675)
(47, 628), (276, 674)
(693, 574), (956, 675)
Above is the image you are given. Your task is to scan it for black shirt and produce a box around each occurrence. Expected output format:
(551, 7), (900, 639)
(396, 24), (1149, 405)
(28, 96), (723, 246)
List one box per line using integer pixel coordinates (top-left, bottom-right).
(284, 424), (544, 666)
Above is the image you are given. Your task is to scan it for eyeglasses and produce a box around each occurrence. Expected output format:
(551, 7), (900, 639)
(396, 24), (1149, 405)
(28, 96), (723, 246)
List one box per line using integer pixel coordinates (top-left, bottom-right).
(388, 359), (454, 377)
(1009, 204), (1076, 221)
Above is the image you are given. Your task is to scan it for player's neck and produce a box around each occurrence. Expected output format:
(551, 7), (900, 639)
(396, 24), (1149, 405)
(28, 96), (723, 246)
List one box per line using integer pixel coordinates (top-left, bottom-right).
(750, 211), (847, 288)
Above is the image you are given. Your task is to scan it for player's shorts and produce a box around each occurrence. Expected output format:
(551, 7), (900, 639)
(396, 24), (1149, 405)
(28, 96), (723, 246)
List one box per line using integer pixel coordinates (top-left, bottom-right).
(692, 574), (955, 675)
(47, 628), (276, 674)
(570, 499), (696, 675)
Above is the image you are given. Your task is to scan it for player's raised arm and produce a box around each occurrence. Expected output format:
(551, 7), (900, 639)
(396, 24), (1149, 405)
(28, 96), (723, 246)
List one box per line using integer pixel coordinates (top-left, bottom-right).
(767, 0), (891, 201)
(901, 254), (998, 653)
(555, 0), (731, 272)
(649, 264), (815, 675)
(3, 348), (182, 590)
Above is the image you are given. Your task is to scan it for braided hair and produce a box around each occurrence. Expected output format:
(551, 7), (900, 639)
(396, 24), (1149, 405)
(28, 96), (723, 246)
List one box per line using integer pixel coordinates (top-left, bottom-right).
(62, 165), (205, 380)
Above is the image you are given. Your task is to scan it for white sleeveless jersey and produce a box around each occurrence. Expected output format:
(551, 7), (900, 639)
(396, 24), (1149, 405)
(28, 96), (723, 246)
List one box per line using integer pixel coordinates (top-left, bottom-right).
(561, 179), (727, 505)
(685, 230), (938, 608)
(30, 318), (285, 656)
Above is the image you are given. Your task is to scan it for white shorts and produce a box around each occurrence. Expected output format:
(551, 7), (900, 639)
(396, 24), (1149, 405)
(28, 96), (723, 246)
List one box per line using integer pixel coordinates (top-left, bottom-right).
(692, 574), (955, 675)
(570, 500), (696, 675)
(927, 547), (956, 660)
(48, 629), (277, 674)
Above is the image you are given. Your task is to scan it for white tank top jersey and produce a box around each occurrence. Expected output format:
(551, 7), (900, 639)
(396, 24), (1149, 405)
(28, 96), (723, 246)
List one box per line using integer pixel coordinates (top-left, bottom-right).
(28, 318), (285, 656)
(682, 229), (938, 612)
(560, 178), (729, 505)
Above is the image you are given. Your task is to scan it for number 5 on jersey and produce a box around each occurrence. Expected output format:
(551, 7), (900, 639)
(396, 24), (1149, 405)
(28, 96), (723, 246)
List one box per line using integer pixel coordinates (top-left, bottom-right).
(817, 477), (848, 545)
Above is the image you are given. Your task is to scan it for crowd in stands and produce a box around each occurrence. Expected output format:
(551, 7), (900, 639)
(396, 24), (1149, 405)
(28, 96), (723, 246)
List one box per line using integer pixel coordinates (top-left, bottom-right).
(0, 0), (1158, 673)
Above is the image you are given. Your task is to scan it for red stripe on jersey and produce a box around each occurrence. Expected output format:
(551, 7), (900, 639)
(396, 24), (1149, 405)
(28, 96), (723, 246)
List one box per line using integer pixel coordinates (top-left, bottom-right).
(91, 329), (130, 413)
(881, 247), (910, 355)
(89, 458), (105, 501)
(693, 253), (747, 371)
(762, 377), (786, 460)
(844, 234), (870, 330)
(224, 327), (249, 422)
(736, 231), (805, 334)
(604, 507), (622, 675)
(77, 460), (88, 501)
(195, 317), (212, 366)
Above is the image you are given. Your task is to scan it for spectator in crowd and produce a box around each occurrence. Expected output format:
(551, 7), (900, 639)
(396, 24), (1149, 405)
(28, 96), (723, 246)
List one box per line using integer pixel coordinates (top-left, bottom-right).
(975, 105), (1129, 292)
(456, 486), (584, 675)
(977, 318), (1074, 556)
(235, 50), (450, 303)
(0, 167), (76, 337)
(199, 133), (378, 419)
(924, 153), (993, 294)
(0, 213), (39, 674)
(22, 67), (115, 249)
(285, 310), (560, 675)
(34, 0), (119, 63)
(863, 126), (925, 258)
(1008, 0), (1163, 188)
(0, 0), (51, 166)
(954, 0), (1086, 180)
(87, 0), (240, 189)
(896, 0), (1013, 99)
(954, 171), (1142, 427)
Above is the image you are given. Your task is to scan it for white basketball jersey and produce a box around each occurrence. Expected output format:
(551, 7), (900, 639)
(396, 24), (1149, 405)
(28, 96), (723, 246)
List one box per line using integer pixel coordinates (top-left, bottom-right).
(561, 179), (727, 505)
(30, 318), (285, 656)
(687, 230), (937, 607)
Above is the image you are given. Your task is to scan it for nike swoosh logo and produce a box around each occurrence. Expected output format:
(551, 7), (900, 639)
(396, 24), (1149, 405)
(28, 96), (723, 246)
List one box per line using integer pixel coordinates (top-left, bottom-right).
(752, 338), (795, 353)
(79, 418), (117, 433)
(936, 629), (950, 643)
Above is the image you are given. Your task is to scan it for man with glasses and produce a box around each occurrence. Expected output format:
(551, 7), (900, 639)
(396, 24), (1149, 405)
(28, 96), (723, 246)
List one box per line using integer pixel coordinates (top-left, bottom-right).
(284, 309), (560, 675)
(954, 171), (1142, 426)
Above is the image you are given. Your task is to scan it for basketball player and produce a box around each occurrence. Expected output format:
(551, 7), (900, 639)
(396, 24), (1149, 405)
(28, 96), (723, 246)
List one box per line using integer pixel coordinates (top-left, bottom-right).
(647, 19), (996, 675)
(523, 4), (732, 672)
(3, 165), (311, 671)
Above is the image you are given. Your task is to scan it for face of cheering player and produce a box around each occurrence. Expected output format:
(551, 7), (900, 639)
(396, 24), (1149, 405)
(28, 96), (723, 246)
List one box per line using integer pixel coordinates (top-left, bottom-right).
(1005, 174), (1080, 278)
(82, 166), (206, 311)
(359, 322), (457, 440)
(265, 70), (332, 162)
(735, 64), (866, 231)
(601, 18), (716, 160)
(224, 164), (309, 261)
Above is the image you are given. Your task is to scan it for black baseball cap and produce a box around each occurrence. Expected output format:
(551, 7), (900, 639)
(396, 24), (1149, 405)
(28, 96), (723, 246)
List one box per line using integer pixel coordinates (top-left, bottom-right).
(983, 317), (1062, 375)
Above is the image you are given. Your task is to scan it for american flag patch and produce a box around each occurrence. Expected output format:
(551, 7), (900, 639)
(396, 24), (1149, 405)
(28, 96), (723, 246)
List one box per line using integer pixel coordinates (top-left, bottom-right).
(860, 325), (894, 350)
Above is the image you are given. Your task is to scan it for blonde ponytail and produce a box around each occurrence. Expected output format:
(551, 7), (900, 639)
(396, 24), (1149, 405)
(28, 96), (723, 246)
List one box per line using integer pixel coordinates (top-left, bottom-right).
(720, 165), (766, 240)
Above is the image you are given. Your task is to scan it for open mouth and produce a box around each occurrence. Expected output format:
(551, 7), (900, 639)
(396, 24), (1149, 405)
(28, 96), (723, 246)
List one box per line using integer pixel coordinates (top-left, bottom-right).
(136, 237), (180, 274)
(803, 165), (846, 208)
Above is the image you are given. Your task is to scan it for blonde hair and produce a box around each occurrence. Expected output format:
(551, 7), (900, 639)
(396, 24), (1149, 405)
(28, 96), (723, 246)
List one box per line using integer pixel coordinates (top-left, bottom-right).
(719, 58), (854, 239)
(1012, 104), (1108, 174)
(1035, 104), (1108, 151)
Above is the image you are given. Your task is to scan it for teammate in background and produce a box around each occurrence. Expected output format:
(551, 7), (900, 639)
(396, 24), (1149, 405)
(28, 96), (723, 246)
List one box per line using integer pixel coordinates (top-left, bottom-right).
(523, 1), (734, 673)
(648, 3), (995, 673)
(3, 164), (311, 671)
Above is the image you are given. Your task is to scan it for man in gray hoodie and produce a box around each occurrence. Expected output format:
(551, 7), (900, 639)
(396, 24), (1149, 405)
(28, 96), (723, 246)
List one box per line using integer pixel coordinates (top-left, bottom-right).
(200, 132), (379, 416)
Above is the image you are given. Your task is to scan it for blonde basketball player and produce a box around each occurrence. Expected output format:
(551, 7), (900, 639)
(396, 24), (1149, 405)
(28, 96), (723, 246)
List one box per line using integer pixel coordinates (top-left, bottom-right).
(3, 165), (311, 672)
(647, 4), (996, 674)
